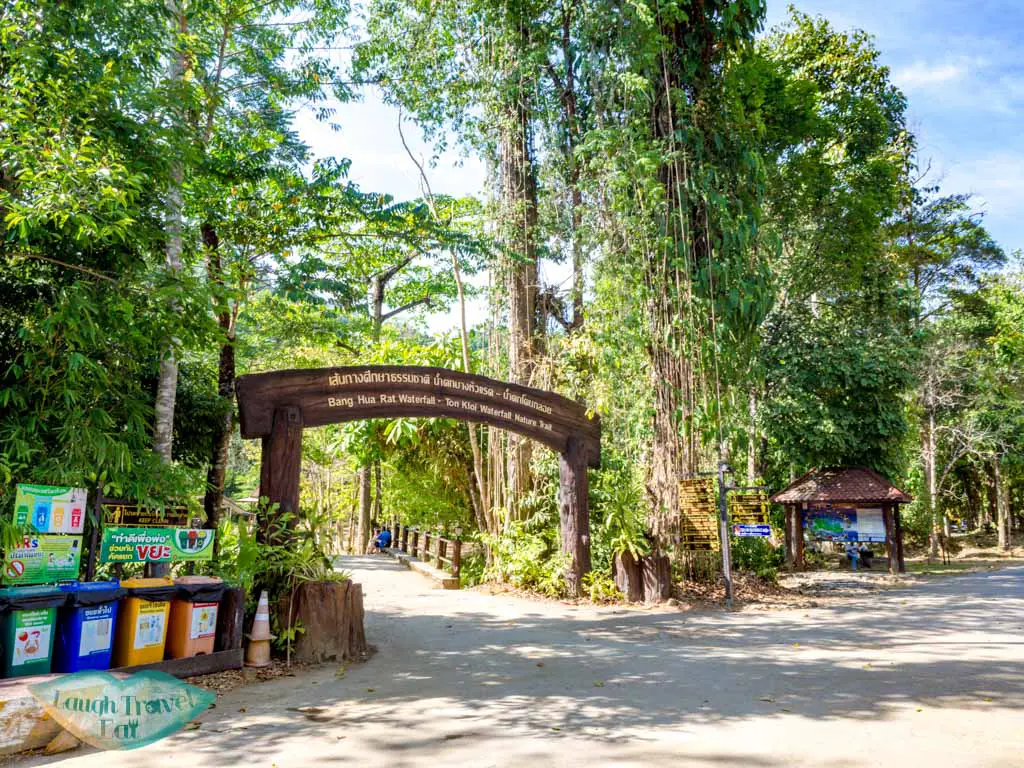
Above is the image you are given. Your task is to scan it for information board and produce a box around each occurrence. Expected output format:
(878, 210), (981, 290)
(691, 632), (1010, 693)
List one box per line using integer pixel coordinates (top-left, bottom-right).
(803, 505), (887, 543)
(14, 485), (87, 534)
(2, 535), (83, 585)
(102, 501), (191, 528)
(100, 528), (215, 564)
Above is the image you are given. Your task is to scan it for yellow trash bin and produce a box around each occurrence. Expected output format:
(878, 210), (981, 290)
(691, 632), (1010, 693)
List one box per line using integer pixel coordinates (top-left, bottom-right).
(112, 577), (174, 667)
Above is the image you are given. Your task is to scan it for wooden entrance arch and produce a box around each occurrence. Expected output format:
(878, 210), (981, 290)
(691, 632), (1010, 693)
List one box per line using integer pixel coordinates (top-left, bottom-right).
(235, 366), (601, 593)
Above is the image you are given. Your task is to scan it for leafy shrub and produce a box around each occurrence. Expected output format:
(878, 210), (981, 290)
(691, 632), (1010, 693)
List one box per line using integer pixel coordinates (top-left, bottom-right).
(458, 550), (486, 588)
(590, 453), (649, 575)
(583, 571), (622, 602)
(483, 521), (568, 597)
(731, 536), (784, 583)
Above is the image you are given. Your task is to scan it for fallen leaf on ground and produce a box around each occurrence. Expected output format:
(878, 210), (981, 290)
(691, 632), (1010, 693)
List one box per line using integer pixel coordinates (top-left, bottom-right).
(238, 707), (247, 713)
(185, 722), (202, 731)
(366, 688), (376, 693)
(593, 680), (605, 687)
(759, 697), (775, 702)
(536, 662), (544, 667)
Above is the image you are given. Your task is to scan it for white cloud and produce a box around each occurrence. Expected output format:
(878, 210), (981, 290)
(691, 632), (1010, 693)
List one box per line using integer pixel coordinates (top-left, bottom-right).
(941, 153), (1024, 218)
(894, 58), (972, 89)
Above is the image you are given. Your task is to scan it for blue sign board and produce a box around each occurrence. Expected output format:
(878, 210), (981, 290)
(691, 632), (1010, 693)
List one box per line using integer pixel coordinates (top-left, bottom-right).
(733, 524), (771, 538)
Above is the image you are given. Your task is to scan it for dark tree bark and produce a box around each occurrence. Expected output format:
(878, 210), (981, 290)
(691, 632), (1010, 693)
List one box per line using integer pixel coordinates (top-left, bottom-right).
(357, 467), (371, 554)
(277, 580), (366, 663)
(614, 551), (644, 602)
(640, 553), (672, 603)
(258, 406), (303, 544)
(558, 435), (591, 596)
(201, 222), (236, 548)
(215, 586), (245, 652)
(883, 505), (897, 575)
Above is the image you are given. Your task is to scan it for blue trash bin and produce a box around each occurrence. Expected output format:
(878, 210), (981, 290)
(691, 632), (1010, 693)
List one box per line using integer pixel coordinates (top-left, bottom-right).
(53, 580), (124, 673)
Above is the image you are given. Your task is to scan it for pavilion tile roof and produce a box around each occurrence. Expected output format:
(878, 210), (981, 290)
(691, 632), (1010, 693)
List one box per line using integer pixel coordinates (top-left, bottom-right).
(770, 466), (912, 505)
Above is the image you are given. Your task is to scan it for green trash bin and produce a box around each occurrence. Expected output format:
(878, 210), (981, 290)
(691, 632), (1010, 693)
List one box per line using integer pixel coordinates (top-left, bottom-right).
(0, 585), (68, 678)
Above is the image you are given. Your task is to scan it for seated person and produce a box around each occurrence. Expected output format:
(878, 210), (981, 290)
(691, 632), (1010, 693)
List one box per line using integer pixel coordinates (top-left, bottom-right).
(369, 528), (392, 553)
(844, 540), (860, 570)
(858, 543), (874, 569)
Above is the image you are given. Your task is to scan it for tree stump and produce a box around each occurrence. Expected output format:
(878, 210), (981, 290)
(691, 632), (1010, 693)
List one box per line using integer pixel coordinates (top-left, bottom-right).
(640, 553), (672, 603)
(613, 551), (644, 602)
(277, 580), (367, 663)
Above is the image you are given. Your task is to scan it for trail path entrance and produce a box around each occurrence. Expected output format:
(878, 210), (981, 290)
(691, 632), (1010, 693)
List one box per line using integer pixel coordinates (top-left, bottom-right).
(235, 366), (600, 592)
(28, 560), (1024, 767)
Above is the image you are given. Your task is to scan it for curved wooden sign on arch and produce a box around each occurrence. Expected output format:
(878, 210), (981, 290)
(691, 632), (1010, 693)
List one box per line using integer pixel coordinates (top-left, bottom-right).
(235, 366), (601, 594)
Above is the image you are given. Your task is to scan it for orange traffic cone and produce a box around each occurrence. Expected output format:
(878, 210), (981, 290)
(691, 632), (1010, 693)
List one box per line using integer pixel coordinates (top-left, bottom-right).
(245, 589), (275, 668)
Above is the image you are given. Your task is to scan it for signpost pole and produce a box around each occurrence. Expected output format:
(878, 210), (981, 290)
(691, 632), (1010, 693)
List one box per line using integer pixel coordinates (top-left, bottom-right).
(86, 490), (101, 581)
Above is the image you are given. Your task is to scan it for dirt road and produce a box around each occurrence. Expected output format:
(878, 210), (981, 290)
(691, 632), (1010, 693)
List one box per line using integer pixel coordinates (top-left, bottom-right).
(25, 557), (1024, 767)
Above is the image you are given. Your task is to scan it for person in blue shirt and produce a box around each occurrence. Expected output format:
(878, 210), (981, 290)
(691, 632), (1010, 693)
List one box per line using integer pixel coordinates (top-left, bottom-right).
(370, 528), (392, 554)
(845, 540), (860, 571)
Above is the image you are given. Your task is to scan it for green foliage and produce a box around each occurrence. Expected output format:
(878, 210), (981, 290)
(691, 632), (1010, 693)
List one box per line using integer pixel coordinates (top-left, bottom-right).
(211, 507), (349, 620)
(757, 11), (918, 485)
(582, 571), (622, 603)
(731, 537), (784, 583)
(1, 0), (1019, 598)
(483, 522), (569, 597)
(590, 453), (649, 576)
(457, 550), (486, 588)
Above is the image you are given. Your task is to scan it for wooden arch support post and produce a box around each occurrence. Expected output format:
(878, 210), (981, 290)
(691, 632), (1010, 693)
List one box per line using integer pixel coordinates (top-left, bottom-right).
(559, 435), (593, 596)
(258, 406), (303, 543)
(237, 366), (601, 594)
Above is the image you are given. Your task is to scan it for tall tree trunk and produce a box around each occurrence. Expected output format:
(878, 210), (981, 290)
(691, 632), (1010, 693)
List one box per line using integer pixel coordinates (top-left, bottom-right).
(926, 407), (939, 559)
(645, 26), (702, 544)
(201, 223), (235, 546)
(548, 0), (584, 329)
(501, 77), (539, 520)
(357, 468), (372, 554)
(453, 251), (493, 534)
(747, 386), (757, 484)
(152, 0), (188, 463)
(346, 473), (358, 552)
(148, 0), (188, 579)
(995, 459), (1009, 551)
(372, 461), (382, 526)
(985, 467), (996, 526)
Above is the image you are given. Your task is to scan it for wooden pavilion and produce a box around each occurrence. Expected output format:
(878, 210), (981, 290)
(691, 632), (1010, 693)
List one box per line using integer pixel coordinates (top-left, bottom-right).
(771, 467), (912, 574)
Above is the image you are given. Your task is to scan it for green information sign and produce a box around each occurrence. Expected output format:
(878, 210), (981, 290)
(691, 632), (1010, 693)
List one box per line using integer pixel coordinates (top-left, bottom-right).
(100, 528), (215, 564)
(29, 670), (216, 750)
(2, 535), (83, 585)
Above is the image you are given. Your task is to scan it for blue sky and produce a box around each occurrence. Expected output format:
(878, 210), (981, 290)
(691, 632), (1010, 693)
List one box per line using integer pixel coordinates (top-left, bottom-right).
(295, 1), (1023, 329)
(764, 0), (1024, 256)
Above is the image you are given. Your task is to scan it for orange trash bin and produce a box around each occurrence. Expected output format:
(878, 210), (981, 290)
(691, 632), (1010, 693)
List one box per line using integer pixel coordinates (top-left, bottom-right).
(112, 577), (174, 667)
(166, 576), (224, 658)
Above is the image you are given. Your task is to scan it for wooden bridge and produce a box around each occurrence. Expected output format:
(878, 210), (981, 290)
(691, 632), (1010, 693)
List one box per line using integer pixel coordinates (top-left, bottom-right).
(375, 522), (463, 589)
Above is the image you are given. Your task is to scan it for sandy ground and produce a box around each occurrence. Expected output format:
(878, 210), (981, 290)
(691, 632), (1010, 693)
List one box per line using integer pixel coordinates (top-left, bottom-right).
(20, 556), (1024, 768)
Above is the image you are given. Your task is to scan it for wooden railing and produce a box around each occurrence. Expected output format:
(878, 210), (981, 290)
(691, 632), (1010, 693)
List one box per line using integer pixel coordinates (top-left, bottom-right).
(380, 523), (462, 579)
